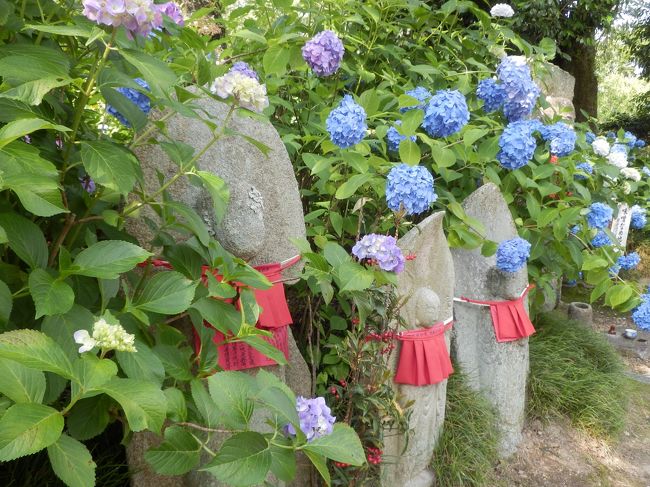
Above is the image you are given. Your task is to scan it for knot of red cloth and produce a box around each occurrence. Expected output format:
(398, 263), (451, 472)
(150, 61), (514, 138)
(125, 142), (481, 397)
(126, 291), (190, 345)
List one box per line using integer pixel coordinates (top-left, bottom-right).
(393, 320), (454, 386)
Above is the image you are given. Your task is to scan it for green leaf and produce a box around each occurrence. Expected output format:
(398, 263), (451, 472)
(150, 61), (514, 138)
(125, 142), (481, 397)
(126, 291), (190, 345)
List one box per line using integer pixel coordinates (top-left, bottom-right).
(28, 269), (75, 319)
(605, 284), (633, 308)
(0, 118), (68, 149)
(269, 438), (296, 482)
(304, 450), (330, 486)
(99, 378), (167, 433)
(400, 109), (423, 136)
(398, 139), (421, 165)
(80, 141), (139, 195)
(432, 146), (456, 168)
(336, 262), (374, 292)
(263, 44), (290, 76)
(207, 372), (257, 429)
(47, 434), (96, 487)
(0, 280), (12, 328)
(196, 171), (230, 224)
(238, 336), (288, 366)
(73, 240), (151, 279)
(0, 330), (74, 379)
(120, 49), (177, 97)
(303, 424), (365, 466)
(116, 341), (165, 386)
(153, 344), (193, 381)
(463, 128), (489, 147)
(201, 432), (271, 487)
(0, 212), (48, 268)
(0, 403), (63, 461)
(0, 358), (46, 403)
(190, 379), (220, 428)
(23, 23), (93, 37)
(0, 44), (70, 81)
(581, 255), (608, 271)
(41, 305), (94, 359)
(132, 271), (197, 314)
(322, 242), (350, 268)
(71, 355), (118, 398)
(101, 86), (148, 131)
(0, 77), (72, 106)
(191, 296), (242, 334)
(334, 173), (373, 199)
(66, 396), (111, 441)
(144, 426), (201, 475)
(164, 387), (187, 422)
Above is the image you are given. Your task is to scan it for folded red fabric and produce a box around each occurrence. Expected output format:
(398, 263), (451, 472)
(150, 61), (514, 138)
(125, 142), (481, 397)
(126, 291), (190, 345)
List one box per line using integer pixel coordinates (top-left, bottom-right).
(394, 320), (453, 386)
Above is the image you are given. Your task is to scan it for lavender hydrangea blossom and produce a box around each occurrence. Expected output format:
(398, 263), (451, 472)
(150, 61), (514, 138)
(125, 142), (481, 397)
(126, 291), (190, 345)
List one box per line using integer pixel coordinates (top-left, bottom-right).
(476, 78), (506, 113)
(326, 95), (367, 148)
(421, 89), (469, 138)
(157, 2), (184, 25)
(106, 78), (151, 127)
(302, 30), (344, 77)
(385, 164), (436, 215)
(496, 237), (531, 273)
(631, 205), (647, 229)
(229, 61), (258, 80)
(386, 121), (416, 152)
(352, 234), (405, 273)
(586, 202), (613, 229)
(285, 396), (335, 442)
(400, 86), (432, 112)
(497, 120), (537, 170)
(82, 0), (164, 37)
(617, 252), (640, 271)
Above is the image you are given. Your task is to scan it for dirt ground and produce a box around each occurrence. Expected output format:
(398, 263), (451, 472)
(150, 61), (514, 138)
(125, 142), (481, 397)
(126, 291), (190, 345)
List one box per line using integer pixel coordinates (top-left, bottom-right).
(494, 288), (650, 487)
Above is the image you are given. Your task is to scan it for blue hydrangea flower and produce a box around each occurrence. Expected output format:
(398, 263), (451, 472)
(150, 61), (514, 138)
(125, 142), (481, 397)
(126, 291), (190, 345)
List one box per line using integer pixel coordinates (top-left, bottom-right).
(617, 252), (640, 271)
(632, 296), (650, 331)
(352, 234), (405, 273)
(610, 143), (628, 155)
(565, 279), (577, 287)
(624, 131), (637, 147)
(326, 95), (367, 149)
(585, 132), (596, 144)
(586, 203), (613, 229)
(385, 163), (436, 215)
(591, 230), (611, 248)
(570, 225), (581, 235)
(496, 56), (541, 122)
(631, 205), (647, 229)
(574, 162), (593, 180)
(606, 131), (616, 139)
(421, 89), (470, 138)
(106, 78), (151, 127)
(497, 120), (537, 170)
(541, 122), (577, 157)
(400, 86), (431, 112)
(386, 121), (416, 152)
(230, 61), (258, 80)
(636, 139), (646, 148)
(642, 167), (650, 177)
(285, 396), (335, 442)
(496, 237), (531, 273)
(476, 78), (506, 112)
(609, 264), (621, 277)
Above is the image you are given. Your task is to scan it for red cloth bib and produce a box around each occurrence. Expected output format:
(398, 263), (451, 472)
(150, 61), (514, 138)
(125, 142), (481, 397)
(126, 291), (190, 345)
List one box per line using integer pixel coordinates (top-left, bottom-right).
(394, 320), (454, 386)
(458, 284), (535, 343)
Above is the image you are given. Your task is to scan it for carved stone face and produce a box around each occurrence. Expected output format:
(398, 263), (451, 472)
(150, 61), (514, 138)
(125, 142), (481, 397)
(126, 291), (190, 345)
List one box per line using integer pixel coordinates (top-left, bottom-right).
(487, 266), (524, 301)
(411, 287), (441, 328)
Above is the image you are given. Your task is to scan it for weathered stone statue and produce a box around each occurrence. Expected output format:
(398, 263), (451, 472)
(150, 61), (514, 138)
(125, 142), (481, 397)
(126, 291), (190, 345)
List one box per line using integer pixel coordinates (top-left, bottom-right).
(382, 212), (454, 487)
(450, 183), (530, 457)
(126, 94), (311, 486)
(538, 62), (576, 121)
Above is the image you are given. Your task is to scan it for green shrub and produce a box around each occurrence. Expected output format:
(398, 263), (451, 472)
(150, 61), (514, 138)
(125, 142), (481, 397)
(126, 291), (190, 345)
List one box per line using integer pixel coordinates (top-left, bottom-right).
(528, 312), (627, 437)
(432, 370), (500, 487)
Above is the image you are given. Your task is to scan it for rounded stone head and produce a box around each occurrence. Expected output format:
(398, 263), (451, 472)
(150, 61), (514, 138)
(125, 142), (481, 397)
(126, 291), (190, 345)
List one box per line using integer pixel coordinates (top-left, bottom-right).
(409, 287), (441, 329)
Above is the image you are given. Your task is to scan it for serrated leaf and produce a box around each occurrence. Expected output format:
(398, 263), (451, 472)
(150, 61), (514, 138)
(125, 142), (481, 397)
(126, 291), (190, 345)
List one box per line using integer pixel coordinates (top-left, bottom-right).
(399, 139), (420, 165)
(336, 262), (374, 292)
(0, 358), (46, 403)
(239, 335), (288, 366)
(145, 426), (201, 475)
(196, 170), (230, 224)
(99, 378), (166, 433)
(71, 355), (117, 398)
(116, 341), (165, 386)
(0, 330), (74, 379)
(73, 240), (151, 279)
(303, 424), (365, 466)
(80, 141), (139, 195)
(263, 44), (290, 76)
(47, 434), (96, 487)
(28, 269), (74, 319)
(132, 271), (197, 314)
(269, 438), (296, 482)
(201, 432), (271, 486)
(0, 403), (63, 461)
(0, 280), (12, 328)
(190, 379), (220, 428)
(207, 372), (257, 429)
(0, 118), (69, 148)
(120, 49), (178, 97)
(0, 212), (48, 269)
(334, 173), (373, 200)
(304, 450), (330, 486)
(66, 396), (111, 441)
(41, 305), (94, 359)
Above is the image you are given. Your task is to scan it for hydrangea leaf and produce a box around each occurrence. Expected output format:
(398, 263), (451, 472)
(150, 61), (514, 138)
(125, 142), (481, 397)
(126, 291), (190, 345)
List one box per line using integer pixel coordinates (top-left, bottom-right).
(0, 403), (63, 461)
(47, 434), (96, 487)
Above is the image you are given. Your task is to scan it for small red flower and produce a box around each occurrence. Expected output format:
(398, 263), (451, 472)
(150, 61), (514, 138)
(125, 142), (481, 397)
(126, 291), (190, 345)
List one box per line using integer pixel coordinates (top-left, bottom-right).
(333, 461), (350, 468)
(550, 155), (558, 164)
(405, 253), (417, 261)
(566, 191), (573, 197)
(351, 317), (360, 325)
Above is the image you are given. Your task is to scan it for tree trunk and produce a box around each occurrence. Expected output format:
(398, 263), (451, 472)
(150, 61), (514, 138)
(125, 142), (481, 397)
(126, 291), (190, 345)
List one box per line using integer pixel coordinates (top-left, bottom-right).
(558, 39), (598, 122)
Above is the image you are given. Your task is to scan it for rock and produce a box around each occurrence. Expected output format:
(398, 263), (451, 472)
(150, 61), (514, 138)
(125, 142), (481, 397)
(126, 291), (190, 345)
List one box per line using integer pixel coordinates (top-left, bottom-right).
(128, 94), (311, 486)
(451, 183), (530, 457)
(382, 212), (454, 487)
(537, 63), (576, 121)
(567, 302), (593, 326)
(126, 431), (188, 487)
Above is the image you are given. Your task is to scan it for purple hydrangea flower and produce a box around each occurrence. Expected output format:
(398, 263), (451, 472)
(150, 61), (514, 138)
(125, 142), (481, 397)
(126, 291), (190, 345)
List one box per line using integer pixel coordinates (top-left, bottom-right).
(495, 237), (531, 273)
(79, 176), (96, 194)
(106, 78), (151, 127)
(574, 162), (593, 180)
(82, 0), (163, 37)
(286, 396), (335, 442)
(400, 86), (432, 113)
(496, 56), (540, 122)
(586, 203), (613, 230)
(386, 121), (417, 152)
(541, 122), (576, 157)
(591, 230), (611, 248)
(497, 120), (537, 170)
(421, 89), (469, 138)
(385, 163), (436, 215)
(157, 2), (184, 25)
(631, 205), (647, 229)
(476, 78), (506, 113)
(632, 295), (650, 331)
(229, 61), (258, 81)
(302, 30), (344, 77)
(326, 95), (367, 149)
(352, 234), (405, 273)
(617, 252), (640, 271)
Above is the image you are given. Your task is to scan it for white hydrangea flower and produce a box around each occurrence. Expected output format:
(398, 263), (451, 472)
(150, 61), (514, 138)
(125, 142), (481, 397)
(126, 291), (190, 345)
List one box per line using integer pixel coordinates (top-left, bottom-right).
(622, 181), (632, 195)
(490, 3), (515, 18)
(621, 167), (641, 181)
(73, 330), (96, 353)
(210, 71), (269, 112)
(607, 151), (628, 169)
(592, 137), (610, 156)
